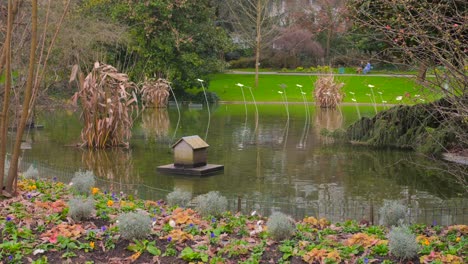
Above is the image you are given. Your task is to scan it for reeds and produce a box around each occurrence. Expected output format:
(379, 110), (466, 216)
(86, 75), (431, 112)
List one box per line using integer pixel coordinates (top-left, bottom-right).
(314, 75), (344, 108)
(72, 62), (138, 148)
(141, 78), (171, 108)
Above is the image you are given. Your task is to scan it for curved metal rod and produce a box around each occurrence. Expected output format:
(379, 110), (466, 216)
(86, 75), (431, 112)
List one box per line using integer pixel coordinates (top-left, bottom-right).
(198, 79), (210, 141)
(168, 83), (181, 146)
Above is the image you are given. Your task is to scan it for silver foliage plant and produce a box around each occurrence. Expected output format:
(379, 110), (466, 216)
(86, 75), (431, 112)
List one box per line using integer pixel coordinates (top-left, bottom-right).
(379, 200), (407, 227)
(117, 212), (152, 240)
(388, 225), (420, 260)
(23, 164), (39, 179)
(266, 212), (296, 241)
(167, 188), (192, 207)
(70, 170), (96, 195)
(194, 191), (227, 217)
(68, 196), (95, 221)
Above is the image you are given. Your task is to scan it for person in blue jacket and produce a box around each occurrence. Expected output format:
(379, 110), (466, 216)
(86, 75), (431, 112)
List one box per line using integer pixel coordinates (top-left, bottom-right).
(363, 62), (372, 74)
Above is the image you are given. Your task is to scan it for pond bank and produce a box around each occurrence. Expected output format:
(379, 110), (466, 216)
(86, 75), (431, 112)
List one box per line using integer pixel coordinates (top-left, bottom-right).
(347, 98), (468, 158)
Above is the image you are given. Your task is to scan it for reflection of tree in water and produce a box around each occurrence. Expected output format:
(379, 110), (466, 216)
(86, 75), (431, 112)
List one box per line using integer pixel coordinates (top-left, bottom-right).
(141, 109), (170, 142)
(314, 108), (343, 143)
(81, 148), (136, 192)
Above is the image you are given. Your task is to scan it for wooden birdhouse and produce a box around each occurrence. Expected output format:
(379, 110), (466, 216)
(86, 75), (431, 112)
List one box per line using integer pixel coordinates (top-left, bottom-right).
(172, 135), (209, 168)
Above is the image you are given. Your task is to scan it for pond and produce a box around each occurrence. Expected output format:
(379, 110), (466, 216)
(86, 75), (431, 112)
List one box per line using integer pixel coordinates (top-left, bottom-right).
(17, 104), (467, 224)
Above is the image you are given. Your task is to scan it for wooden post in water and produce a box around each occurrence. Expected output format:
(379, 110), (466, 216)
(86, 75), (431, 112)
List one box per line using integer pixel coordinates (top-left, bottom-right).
(237, 195), (242, 213)
(370, 200), (374, 225)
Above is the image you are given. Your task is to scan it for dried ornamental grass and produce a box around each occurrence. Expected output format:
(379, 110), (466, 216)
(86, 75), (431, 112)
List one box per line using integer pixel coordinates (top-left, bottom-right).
(141, 78), (171, 108)
(71, 62), (138, 149)
(314, 75), (344, 108)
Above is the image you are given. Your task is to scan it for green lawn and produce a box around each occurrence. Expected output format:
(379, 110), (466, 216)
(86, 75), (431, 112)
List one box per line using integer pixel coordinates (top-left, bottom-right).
(208, 73), (438, 104)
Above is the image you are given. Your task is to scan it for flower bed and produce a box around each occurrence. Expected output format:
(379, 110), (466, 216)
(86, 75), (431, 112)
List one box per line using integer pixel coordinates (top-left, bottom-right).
(0, 178), (466, 263)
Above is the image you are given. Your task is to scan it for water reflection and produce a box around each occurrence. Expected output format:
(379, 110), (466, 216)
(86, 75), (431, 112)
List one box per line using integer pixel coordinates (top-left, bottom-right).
(314, 108), (343, 144)
(141, 109), (171, 143)
(81, 148), (136, 183)
(22, 104), (467, 224)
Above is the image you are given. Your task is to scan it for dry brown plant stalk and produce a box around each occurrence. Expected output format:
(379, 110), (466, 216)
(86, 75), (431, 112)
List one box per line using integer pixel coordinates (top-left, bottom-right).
(140, 78), (170, 108)
(314, 75), (344, 108)
(71, 62), (138, 149)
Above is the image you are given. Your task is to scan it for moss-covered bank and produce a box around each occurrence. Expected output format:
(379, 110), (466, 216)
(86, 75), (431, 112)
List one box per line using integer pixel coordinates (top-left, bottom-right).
(346, 97), (468, 157)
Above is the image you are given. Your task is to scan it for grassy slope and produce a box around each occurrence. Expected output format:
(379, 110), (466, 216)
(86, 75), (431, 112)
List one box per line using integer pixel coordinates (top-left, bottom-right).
(208, 73), (438, 104)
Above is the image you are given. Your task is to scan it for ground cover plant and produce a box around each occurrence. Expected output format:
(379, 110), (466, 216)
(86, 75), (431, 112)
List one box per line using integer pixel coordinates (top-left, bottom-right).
(0, 177), (466, 263)
(208, 73), (438, 104)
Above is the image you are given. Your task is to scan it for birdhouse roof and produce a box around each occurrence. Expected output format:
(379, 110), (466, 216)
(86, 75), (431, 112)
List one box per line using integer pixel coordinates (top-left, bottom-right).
(172, 135), (209, 150)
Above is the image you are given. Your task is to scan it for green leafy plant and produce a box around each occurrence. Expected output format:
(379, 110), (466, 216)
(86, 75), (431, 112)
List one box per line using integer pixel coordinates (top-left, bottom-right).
(371, 243), (389, 256)
(68, 196), (95, 221)
(127, 239), (161, 256)
(266, 212), (296, 241)
(163, 242), (177, 257)
(166, 188), (192, 207)
(279, 240), (296, 260)
(180, 247), (209, 262)
(117, 212), (152, 240)
(220, 239), (250, 257)
(70, 170), (95, 195)
(388, 225), (420, 260)
(194, 191), (227, 217)
(379, 200), (407, 227)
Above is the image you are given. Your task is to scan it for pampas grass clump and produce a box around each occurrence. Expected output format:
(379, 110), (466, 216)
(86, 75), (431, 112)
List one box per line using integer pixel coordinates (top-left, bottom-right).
(314, 75), (344, 108)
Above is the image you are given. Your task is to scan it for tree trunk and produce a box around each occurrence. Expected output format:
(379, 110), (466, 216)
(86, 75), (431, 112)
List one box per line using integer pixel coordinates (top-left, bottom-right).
(5, 0), (37, 194)
(0, 0), (15, 193)
(326, 28), (332, 64)
(0, 0), (21, 75)
(417, 62), (428, 83)
(254, 0), (262, 88)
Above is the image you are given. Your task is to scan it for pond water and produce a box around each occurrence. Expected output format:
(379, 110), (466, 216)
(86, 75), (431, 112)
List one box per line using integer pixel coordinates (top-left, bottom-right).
(18, 104), (467, 224)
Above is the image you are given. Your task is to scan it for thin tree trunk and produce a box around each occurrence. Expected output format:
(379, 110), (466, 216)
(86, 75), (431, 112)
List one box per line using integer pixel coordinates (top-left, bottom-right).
(326, 28), (332, 64)
(0, 0), (14, 193)
(254, 0), (262, 88)
(5, 0), (37, 194)
(417, 62), (428, 83)
(0, 0), (21, 75)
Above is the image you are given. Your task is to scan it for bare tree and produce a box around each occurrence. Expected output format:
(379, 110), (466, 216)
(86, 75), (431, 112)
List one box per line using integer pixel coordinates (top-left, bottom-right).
(272, 26), (324, 68)
(348, 0), (467, 187)
(227, 0), (280, 87)
(0, 0), (70, 196)
(313, 0), (348, 63)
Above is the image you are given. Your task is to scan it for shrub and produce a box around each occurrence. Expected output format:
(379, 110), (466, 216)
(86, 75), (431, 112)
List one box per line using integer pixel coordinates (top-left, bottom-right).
(388, 225), (419, 260)
(117, 212), (152, 240)
(23, 165), (39, 179)
(167, 188), (192, 207)
(228, 57), (255, 68)
(70, 170), (96, 195)
(68, 196), (95, 221)
(266, 212), (296, 241)
(379, 201), (407, 227)
(194, 191), (227, 217)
